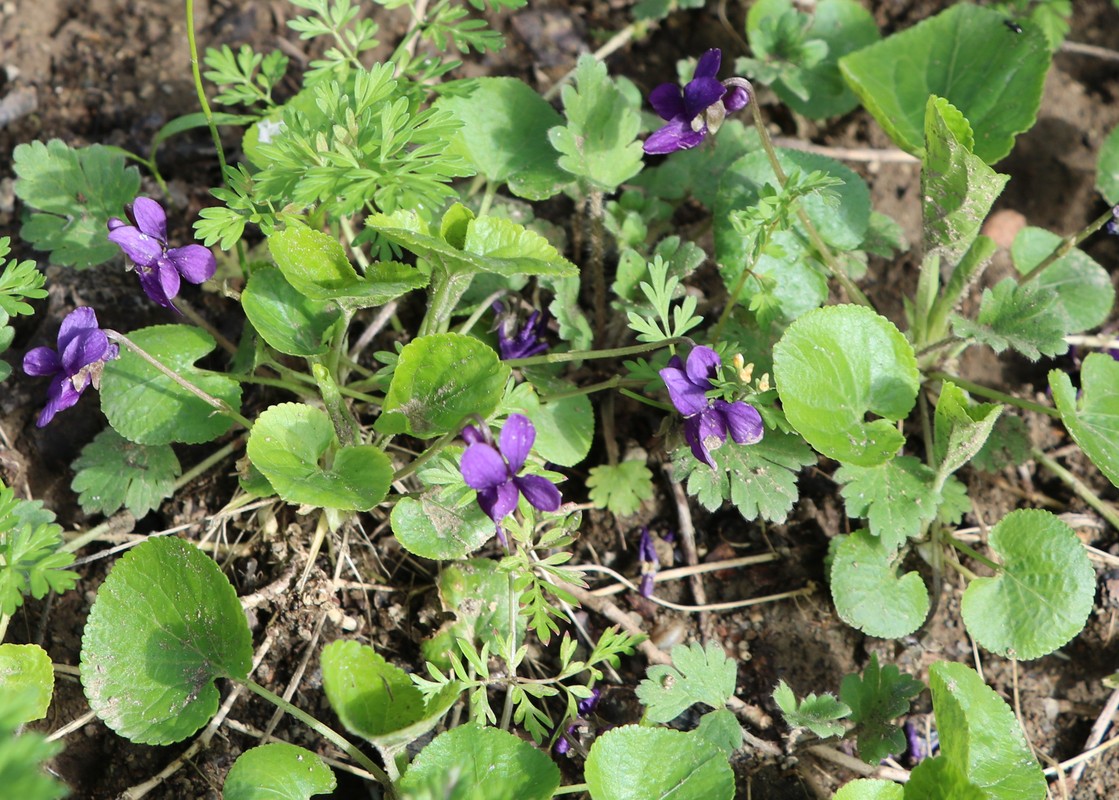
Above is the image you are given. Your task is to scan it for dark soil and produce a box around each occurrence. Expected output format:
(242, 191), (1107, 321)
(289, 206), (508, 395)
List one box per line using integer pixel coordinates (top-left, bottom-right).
(3, 1), (1119, 798)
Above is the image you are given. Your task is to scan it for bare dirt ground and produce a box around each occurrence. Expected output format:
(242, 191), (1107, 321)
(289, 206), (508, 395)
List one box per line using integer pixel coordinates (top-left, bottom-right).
(2, 1), (1119, 798)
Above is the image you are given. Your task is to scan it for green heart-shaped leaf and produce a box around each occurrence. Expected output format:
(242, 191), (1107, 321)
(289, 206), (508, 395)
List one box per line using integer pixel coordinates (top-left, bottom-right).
(223, 743), (336, 800)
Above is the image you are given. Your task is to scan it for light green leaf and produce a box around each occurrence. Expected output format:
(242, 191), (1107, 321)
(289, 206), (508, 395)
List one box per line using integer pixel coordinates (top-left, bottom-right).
(1097, 122), (1119, 204)
(839, 654), (923, 764)
(773, 305), (919, 466)
(12, 139), (142, 268)
(0, 644), (54, 724)
(951, 278), (1067, 361)
(586, 461), (654, 517)
(636, 641), (737, 724)
(961, 509), (1095, 659)
(694, 709), (743, 756)
(835, 457), (939, 551)
(584, 726), (734, 800)
(0, 720), (66, 800)
(839, 3), (1050, 163)
(835, 779), (904, 800)
(391, 490), (495, 561)
(501, 381), (593, 467)
(376, 333), (509, 437)
(1011, 226), (1114, 334)
(80, 537), (253, 744)
(268, 225), (360, 297)
(925, 661), (1045, 798)
(71, 428), (181, 518)
(241, 267), (341, 356)
(422, 559), (522, 670)
(247, 403), (392, 511)
(223, 743), (336, 800)
(773, 679), (850, 738)
(932, 382), (1002, 476)
(100, 325), (242, 445)
(831, 530), (929, 639)
(904, 759), (987, 800)
(1050, 354), (1119, 487)
(397, 724), (560, 800)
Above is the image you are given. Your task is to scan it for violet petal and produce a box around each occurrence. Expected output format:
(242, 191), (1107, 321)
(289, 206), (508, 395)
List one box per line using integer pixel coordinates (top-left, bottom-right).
(685, 346), (721, 387)
(660, 364), (709, 417)
(723, 85), (749, 113)
(461, 442), (509, 490)
(516, 474), (561, 512)
(59, 329), (110, 376)
(37, 374), (81, 427)
(683, 415), (716, 469)
(694, 48), (722, 80)
(108, 226), (163, 268)
(167, 244), (217, 284)
(648, 83), (686, 121)
(717, 399), (764, 445)
(499, 414), (535, 474)
(683, 77), (726, 120)
(23, 346), (61, 377)
(488, 480), (521, 522)
(643, 119), (705, 155)
(131, 196), (169, 242)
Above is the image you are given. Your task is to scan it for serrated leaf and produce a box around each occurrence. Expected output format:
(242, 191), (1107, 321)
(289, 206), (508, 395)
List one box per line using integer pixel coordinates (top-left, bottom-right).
(694, 709), (743, 755)
(12, 139), (141, 268)
(71, 428), (181, 518)
(1011, 226), (1114, 334)
(1050, 354), (1119, 487)
(223, 743), (336, 800)
(831, 530), (930, 639)
(673, 428), (815, 523)
(922, 96), (1010, 271)
(548, 55), (643, 192)
(839, 4), (1050, 163)
(247, 403), (392, 511)
(586, 461), (654, 517)
(636, 641), (737, 723)
(972, 413), (1031, 473)
(397, 724), (560, 800)
(584, 726), (734, 800)
(836, 456), (939, 550)
(925, 661), (1045, 798)
(0, 644), (54, 724)
(436, 78), (567, 200)
(932, 382), (1002, 476)
(80, 537), (253, 744)
(951, 278), (1067, 360)
(0, 484), (76, 618)
(773, 679), (850, 738)
(839, 654), (923, 764)
(241, 267), (341, 357)
(961, 509), (1095, 659)
(376, 333), (509, 437)
(100, 325), (243, 445)
(774, 305), (919, 466)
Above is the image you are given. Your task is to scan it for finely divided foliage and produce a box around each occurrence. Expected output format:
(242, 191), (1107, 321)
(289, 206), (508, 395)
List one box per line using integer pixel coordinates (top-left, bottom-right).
(2, 0), (1112, 797)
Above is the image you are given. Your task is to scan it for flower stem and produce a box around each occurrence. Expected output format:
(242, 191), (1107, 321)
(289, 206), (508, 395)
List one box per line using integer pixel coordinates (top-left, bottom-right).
(510, 338), (683, 367)
(925, 371), (1060, 419)
(1020, 204), (1117, 283)
(184, 0), (228, 181)
(945, 534), (1001, 573)
(105, 330), (254, 430)
(1032, 447), (1119, 531)
(553, 784), (590, 796)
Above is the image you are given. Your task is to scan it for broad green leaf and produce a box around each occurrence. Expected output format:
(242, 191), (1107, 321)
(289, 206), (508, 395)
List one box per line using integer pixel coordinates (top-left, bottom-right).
(586, 461), (655, 517)
(773, 680), (850, 738)
(922, 96), (1010, 271)
(100, 325), (243, 445)
(422, 559), (522, 670)
(1097, 123), (1119, 204)
(436, 78), (567, 200)
(932, 382), (1002, 476)
(926, 661), (1046, 798)
(392, 490), (495, 560)
(502, 381), (593, 467)
(397, 724), (560, 800)
(839, 4), (1049, 163)
(71, 429), (181, 518)
(247, 403), (392, 511)
(0, 720), (66, 800)
(223, 743), (336, 800)
(322, 641), (456, 751)
(673, 429), (816, 523)
(376, 333), (509, 437)
(951, 278), (1067, 361)
(773, 305), (919, 466)
(584, 726), (734, 800)
(1011, 226), (1114, 334)
(548, 55), (643, 192)
(694, 709), (743, 755)
(835, 780), (904, 800)
(904, 759), (986, 800)
(839, 654), (923, 764)
(835, 457), (939, 551)
(831, 530), (929, 639)
(636, 642), (737, 724)
(268, 225), (359, 297)
(716, 229), (828, 325)
(961, 509), (1095, 659)
(634, 120), (760, 209)
(241, 267), (341, 356)
(972, 413), (1031, 473)
(0, 644), (54, 724)
(80, 537), (253, 744)
(331, 260), (429, 310)
(12, 139), (141, 267)
(1050, 354), (1119, 487)
(746, 0), (880, 119)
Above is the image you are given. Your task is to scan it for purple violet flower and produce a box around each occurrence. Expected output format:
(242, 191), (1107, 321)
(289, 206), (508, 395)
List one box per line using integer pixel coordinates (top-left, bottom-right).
(660, 345), (763, 468)
(493, 301), (549, 360)
(460, 414), (562, 545)
(638, 526), (658, 598)
(22, 307), (119, 427)
(555, 688), (601, 756)
(107, 196), (216, 311)
(644, 48), (751, 155)
(1106, 205), (1119, 236)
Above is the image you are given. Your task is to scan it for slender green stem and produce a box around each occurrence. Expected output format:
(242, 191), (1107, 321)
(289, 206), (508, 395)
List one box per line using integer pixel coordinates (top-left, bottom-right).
(392, 429), (459, 483)
(1033, 448), (1119, 531)
(915, 335), (965, 363)
(511, 338), (683, 367)
(1021, 204), (1117, 283)
(945, 534), (1001, 573)
(538, 376), (623, 402)
(478, 180), (498, 218)
(499, 570), (518, 732)
(238, 373), (381, 405)
(241, 678), (396, 796)
(105, 330), (254, 430)
(926, 371), (1060, 419)
(184, 0), (228, 181)
(617, 387), (673, 412)
(553, 783), (589, 796)
(0, 613), (9, 644)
